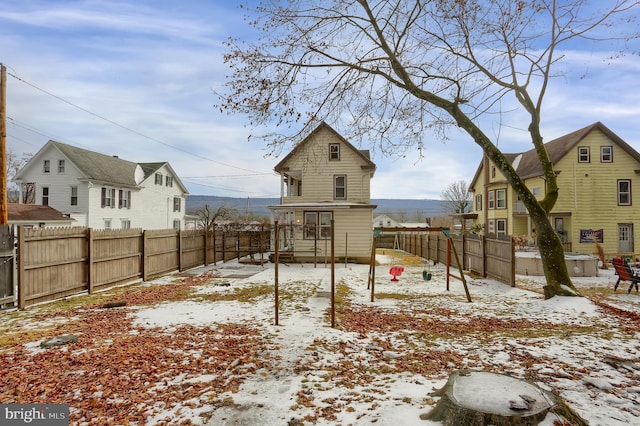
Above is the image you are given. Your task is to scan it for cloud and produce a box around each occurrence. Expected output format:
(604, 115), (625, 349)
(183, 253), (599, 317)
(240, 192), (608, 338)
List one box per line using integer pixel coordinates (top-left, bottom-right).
(2, 1), (639, 200)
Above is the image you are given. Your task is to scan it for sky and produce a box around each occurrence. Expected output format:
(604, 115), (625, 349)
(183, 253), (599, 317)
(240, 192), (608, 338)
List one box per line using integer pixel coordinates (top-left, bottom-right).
(1, 1), (639, 200)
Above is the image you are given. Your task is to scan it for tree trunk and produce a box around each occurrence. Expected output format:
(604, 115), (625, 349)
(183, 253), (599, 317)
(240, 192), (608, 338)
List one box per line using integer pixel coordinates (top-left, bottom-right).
(529, 207), (579, 298)
(421, 370), (557, 426)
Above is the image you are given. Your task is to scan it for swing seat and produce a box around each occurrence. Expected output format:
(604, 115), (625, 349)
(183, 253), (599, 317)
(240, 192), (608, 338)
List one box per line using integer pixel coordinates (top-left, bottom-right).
(422, 270), (432, 281)
(390, 265), (404, 281)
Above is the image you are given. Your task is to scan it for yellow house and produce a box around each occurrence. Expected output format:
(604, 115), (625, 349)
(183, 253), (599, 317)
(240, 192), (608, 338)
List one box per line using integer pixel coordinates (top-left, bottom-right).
(269, 122), (377, 263)
(469, 122), (640, 258)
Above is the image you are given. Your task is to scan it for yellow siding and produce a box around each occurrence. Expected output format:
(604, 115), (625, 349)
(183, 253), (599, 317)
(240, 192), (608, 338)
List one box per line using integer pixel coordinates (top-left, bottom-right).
(290, 208), (373, 260)
(280, 127), (372, 204)
(471, 127), (640, 257)
(550, 129), (639, 256)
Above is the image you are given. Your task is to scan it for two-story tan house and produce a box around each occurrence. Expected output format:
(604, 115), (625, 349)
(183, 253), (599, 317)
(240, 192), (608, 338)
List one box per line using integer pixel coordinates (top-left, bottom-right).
(269, 122), (377, 263)
(469, 122), (640, 258)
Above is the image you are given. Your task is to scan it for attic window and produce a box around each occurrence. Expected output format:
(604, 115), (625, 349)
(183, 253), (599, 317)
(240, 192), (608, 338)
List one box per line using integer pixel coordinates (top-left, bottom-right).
(329, 143), (340, 161)
(58, 160), (65, 173)
(43, 160), (50, 174)
(155, 173), (163, 185)
(601, 146), (613, 163)
(166, 176), (173, 187)
(578, 146), (590, 163)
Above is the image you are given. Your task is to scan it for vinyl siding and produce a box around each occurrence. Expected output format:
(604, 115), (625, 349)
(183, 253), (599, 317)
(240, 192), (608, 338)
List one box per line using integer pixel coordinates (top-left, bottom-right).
(280, 127), (372, 204)
(551, 129), (639, 254)
(288, 207), (374, 260)
(472, 127), (640, 256)
(14, 144), (187, 230)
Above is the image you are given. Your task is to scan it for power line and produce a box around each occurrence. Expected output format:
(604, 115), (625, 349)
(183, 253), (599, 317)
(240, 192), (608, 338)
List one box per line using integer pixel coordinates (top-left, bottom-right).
(7, 70), (270, 175)
(182, 178), (279, 196)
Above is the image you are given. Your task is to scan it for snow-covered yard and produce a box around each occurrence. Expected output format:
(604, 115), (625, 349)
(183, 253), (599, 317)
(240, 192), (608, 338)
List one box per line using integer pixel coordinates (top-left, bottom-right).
(1, 250), (639, 425)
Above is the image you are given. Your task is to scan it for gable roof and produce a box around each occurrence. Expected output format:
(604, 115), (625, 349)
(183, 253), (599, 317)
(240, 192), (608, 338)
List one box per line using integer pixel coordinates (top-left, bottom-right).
(21, 141), (141, 187)
(274, 122), (376, 174)
(15, 141), (189, 194)
(8, 203), (75, 223)
(470, 122), (640, 187)
(139, 161), (190, 194)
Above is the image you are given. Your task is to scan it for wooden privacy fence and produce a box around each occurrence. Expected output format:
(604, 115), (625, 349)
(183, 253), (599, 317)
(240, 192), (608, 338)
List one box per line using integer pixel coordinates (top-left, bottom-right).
(394, 231), (516, 286)
(16, 224), (271, 308)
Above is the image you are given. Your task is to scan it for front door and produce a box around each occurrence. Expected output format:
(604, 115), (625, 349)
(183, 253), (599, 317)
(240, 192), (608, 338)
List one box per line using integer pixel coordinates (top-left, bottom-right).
(618, 224), (634, 253)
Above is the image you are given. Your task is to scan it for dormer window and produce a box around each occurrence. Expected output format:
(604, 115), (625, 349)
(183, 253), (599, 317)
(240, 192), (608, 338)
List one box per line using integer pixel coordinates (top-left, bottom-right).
(329, 143), (340, 161)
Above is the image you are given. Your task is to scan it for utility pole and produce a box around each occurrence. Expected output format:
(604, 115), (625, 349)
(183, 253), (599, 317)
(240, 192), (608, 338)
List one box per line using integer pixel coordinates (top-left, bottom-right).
(0, 64), (7, 225)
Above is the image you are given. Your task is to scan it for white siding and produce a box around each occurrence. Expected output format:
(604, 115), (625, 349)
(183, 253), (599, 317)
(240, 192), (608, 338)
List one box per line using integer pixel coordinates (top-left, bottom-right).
(14, 144), (187, 230)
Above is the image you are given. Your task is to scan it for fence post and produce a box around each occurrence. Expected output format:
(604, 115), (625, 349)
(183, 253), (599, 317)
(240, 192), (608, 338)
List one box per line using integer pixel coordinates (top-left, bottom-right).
(178, 230), (183, 272)
(142, 230), (148, 281)
(17, 226), (25, 309)
(87, 228), (94, 294)
(204, 230), (209, 266)
(482, 235), (487, 278)
(212, 225), (217, 264)
(510, 237), (516, 287)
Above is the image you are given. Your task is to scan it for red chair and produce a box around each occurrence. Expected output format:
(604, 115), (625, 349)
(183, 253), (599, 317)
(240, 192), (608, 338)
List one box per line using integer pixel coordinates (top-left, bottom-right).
(612, 257), (639, 293)
(389, 265), (404, 282)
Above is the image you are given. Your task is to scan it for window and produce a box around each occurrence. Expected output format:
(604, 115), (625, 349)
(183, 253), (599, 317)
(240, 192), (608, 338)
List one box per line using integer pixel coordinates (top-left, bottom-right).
(121, 219), (131, 229)
(101, 187), (116, 208)
(334, 175), (346, 199)
(496, 219), (507, 236)
(329, 143), (340, 161)
(43, 160), (50, 173)
(173, 219), (181, 230)
(488, 219), (495, 235)
(104, 219), (112, 230)
(42, 187), (49, 206)
(532, 187), (540, 196)
(496, 189), (506, 209)
(578, 146), (590, 163)
(491, 166), (496, 178)
(488, 190), (495, 209)
(119, 190), (131, 209)
(475, 194), (482, 211)
(618, 180), (631, 205)
(70, 186), (78, 206)
(304, 211), (332, 239)
(173, 197), (181, 212)
(165, 176), (173, 187)
(155, 173), (163, 185)
(58, 160), (65, 173)
(601, 146), (613, 163)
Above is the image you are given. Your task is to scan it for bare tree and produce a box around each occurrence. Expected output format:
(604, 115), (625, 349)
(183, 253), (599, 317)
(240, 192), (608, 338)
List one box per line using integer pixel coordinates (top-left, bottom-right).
(7, 150), (34, 203)
(218, 0), (639, 298)
(441, 180), (471, 215)
(196, 204), (236, 231)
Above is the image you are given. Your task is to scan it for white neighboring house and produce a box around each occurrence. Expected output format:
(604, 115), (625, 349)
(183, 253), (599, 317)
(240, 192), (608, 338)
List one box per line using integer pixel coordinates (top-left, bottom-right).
(12, 140), (189, 230)
(373, 214), (401, 229)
